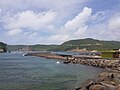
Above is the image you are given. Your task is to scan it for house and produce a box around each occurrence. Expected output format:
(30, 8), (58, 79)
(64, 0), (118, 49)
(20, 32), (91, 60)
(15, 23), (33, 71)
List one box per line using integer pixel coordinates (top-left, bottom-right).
(0, 48), (4, 52)
(101, 50), (120, 58)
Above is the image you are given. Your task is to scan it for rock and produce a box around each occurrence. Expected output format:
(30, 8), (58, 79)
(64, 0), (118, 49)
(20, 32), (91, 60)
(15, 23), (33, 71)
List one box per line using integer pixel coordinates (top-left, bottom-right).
(115, 84), (120, 90)
(112, 77), (120, 86)
(79, 87), (87, 90)
(96, 72), (111, 82)
(75, 87), (81, 90)
(89, 84), (108, 90)
(108, 73), (115, 80)
(79, 87), (88, 90)
(76, 87), (87, 90)
(100, 80), (116, 86)
(98, 72), (109, 78)
(100, 82), (116, 90)
(117, 67), (120, 71)
(79, 79), (95, 89)
(95, 77), (105, 82)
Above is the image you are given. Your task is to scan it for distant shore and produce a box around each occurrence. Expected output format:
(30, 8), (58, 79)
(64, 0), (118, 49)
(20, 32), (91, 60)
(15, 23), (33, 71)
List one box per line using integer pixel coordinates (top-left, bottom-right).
(25, 52), (120, 90)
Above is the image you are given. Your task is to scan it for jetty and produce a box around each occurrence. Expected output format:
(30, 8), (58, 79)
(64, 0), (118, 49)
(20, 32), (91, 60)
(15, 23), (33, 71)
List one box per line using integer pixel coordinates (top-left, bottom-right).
(25, 52), (120, 90)
(25, 52), (119, 68)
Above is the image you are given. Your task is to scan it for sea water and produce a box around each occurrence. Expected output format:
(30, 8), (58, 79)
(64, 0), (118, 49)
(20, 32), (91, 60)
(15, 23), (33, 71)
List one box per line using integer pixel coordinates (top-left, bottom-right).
(0, 53), (103, 90)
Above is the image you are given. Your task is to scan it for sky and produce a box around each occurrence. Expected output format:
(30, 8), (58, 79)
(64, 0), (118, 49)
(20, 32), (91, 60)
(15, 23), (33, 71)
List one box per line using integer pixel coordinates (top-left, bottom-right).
(0, 0), (120, 45)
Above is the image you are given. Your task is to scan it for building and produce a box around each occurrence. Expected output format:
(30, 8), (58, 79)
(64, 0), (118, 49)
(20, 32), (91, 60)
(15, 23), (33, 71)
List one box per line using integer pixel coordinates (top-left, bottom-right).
(0, 48), (4, 53)
(101, 51), (120, 58)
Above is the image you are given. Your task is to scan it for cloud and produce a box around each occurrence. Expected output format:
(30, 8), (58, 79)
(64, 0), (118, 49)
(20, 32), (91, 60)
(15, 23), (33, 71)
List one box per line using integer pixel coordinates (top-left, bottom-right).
(83, 11), (120, 41)
(107, 13), (120, 40)
(0, 8), (1, 15)
(60, 7), (92, 38)
(2, 10), (57, 36)
(64, 7), (92, 30)
(108, 13), (120, 30)
(3, 10), (57, 30)
(41, 7), (93, 44)
(47, 34), (69, 44)
(0, 8), (2, 22)
(0, 0), (93, 44)
(90, 11), (105, 23)
(0, 0), (89, 25)
(8, 28), (22, 36)
(2, 7), (92, 44)
(0, 0), (120, 45)
(0, 0), (87, 11)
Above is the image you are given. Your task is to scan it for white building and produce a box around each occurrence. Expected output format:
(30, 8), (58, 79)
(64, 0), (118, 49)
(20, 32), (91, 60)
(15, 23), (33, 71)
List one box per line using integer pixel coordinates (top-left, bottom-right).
(0, 48), (4, 52)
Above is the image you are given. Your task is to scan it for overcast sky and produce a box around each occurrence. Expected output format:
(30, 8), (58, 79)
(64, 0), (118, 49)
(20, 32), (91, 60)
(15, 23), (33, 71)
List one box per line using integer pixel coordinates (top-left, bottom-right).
(0, 0), (120, 45)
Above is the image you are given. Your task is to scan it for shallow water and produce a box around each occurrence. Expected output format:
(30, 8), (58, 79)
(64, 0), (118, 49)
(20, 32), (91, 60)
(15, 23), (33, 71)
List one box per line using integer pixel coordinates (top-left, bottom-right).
(0, 53), (103, 90)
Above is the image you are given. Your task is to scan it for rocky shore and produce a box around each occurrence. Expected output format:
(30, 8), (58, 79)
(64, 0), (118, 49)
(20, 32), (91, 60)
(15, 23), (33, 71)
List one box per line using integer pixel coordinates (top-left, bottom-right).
(25, 52), (120, 90)
(76, 68), (120, 90)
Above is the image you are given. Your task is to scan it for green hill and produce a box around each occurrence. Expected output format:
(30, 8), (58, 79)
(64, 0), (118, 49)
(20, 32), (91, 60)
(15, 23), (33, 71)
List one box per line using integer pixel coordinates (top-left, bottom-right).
(7, 38), (120, 51)
(30, 45), (59, 51)
(7, 45), (28, 51)
(7, 45), (59, 51)
(60, 38), (120, 51)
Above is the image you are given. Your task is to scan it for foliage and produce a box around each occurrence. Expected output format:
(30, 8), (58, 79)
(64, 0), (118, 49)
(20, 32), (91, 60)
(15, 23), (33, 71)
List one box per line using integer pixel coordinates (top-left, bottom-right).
(7, 45), (59, 51)
(30, 45), (59, 51)
(60, 38), (120, 51)
(7, 38), (120, 51)
(0, 42), (7, 52)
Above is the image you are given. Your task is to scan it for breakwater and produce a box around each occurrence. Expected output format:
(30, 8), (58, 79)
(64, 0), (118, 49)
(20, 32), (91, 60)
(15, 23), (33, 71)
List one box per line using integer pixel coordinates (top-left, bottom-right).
(25, 52), (120, 90)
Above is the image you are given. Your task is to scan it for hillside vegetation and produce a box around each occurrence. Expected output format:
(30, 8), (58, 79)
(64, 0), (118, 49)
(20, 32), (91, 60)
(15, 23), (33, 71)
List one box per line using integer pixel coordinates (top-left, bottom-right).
(7, 38), (120, 51)
(0, 42), (7, 52)
(60, 38), (120, 51)
(7, 45), (59, 51)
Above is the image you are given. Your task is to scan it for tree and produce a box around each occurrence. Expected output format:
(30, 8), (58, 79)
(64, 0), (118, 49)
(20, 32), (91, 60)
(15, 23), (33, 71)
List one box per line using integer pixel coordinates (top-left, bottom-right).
(0, 42), (7, 52)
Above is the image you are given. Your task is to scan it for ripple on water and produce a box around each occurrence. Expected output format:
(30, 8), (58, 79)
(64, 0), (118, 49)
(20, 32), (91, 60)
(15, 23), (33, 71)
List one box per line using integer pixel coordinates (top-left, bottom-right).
(0, 53), (103, 90)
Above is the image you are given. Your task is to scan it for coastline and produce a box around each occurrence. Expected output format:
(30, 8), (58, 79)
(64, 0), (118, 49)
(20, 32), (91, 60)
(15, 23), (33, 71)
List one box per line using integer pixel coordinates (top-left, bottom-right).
(25, 52), (120, 90)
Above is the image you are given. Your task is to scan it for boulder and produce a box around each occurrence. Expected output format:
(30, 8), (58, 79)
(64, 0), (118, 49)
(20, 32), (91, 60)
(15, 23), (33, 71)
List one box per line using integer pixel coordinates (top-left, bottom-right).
(98, 72), (109, 78)
(112, 77), (120, 86)
(100, 82), (116, 90)
(117, 67), (120, 71)
(115, 84), (120, 90)
(96, 77), (107, 82)
(76, 87), (87, 90)
(96, 72), (111, 82)
(100, 80), (116, 86)
(89, 84), (108, 90)
(78, 79), (95, 89)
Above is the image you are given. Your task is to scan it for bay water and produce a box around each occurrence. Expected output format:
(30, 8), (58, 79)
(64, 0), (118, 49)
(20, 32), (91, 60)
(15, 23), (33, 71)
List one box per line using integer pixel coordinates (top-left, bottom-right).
(0, 53), (103, 90)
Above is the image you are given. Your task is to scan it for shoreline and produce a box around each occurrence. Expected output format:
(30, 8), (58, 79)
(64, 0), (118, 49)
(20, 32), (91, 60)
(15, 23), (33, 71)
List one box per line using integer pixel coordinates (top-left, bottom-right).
(25, 52), (120, 90)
